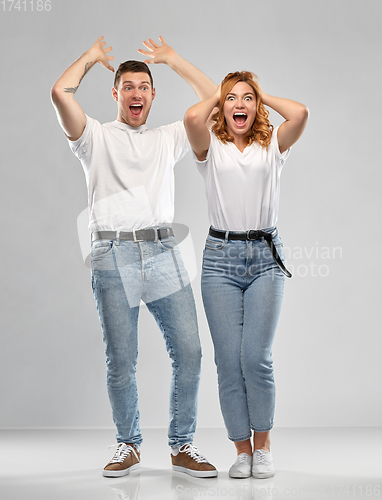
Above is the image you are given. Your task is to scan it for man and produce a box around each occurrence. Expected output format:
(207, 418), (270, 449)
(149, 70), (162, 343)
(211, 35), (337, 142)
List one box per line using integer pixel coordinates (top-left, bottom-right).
(51, 36), (217, 478)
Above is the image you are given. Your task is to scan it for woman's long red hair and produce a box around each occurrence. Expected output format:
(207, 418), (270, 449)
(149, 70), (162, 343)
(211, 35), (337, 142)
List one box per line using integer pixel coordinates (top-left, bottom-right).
(212, 71), (273, 148)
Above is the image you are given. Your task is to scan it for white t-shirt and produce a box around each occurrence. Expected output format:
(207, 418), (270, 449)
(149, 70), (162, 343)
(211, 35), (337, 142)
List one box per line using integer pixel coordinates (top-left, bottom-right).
(68, 115), (190, 232)
(194, 127), (290, 231)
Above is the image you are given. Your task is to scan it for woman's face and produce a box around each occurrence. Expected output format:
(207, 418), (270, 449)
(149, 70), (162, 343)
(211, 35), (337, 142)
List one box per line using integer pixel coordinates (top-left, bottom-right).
(223, 81), (257, 140)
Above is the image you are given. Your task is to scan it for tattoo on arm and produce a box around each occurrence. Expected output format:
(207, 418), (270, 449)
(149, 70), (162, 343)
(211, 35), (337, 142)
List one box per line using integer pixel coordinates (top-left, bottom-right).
(64, 61), (93, 94)
(63, 85), (79, 94)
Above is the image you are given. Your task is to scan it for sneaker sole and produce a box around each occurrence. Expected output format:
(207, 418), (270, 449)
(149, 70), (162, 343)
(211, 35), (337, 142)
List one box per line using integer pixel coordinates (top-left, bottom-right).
(103, 462), (140, 478)
(172, 465), (218, 478)
(252, 470), (274, 479)
(229, 470), (252, 478)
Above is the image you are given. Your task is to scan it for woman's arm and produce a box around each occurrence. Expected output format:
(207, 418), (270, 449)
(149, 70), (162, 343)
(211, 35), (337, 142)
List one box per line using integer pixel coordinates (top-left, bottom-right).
(261, 92), (309, 154)
(184, 86), (220, 161)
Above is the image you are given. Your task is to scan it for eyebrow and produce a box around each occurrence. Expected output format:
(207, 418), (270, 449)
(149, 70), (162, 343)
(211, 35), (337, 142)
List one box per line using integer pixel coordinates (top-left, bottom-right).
(227, 91), (254, 96)
(121, 80), (151, 86)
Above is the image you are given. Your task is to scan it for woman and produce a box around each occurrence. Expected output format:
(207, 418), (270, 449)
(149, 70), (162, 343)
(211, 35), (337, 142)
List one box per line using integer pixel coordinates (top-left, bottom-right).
(184, 72), (308, 478)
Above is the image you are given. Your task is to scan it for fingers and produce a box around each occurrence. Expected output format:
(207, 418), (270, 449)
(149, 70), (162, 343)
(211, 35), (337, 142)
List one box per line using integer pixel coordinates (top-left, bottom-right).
(96, 36), (113, 56)
(148, 38), (159, 48)
(143, 40), (156, 52)
(141, 37), (164, 51)
(142, 40), (154, 52)
(138, 37), (167, 63)
(138, 48), (152, 56)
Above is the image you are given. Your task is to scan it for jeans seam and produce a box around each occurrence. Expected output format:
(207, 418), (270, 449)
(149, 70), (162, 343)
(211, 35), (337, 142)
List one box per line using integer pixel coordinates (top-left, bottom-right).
(251, 424), (274, 433)
(170, 249), (185, 289)
(240, 289), (251, 432)
(228, 432), (252, 442)
(148, 303), (179, 437)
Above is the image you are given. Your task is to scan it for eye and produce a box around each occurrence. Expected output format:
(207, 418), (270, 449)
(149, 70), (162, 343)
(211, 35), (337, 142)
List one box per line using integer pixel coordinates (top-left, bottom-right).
(244, 96), (252, 101)
(124, 86), (132, 91)
(227, 96), (235, 101)
(141, 86), (149, 91)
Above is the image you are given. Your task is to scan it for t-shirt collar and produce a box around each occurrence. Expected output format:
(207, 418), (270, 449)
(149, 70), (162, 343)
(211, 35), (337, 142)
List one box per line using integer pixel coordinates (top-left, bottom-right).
(110, 120), (148, 133)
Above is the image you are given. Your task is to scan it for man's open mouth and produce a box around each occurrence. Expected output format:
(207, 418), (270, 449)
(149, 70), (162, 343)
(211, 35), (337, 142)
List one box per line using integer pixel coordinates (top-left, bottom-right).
(130, 104), (143, 117)
(233, 113), (247, 126)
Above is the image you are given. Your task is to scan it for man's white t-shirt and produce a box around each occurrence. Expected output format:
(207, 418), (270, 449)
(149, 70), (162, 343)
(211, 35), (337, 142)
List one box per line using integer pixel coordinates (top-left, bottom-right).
(68, 115), (190, 233)
(194, 127), (290, 231)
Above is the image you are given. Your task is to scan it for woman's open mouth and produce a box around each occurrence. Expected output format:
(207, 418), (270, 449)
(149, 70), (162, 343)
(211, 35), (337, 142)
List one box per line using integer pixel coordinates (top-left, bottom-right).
(233, 113), (247, 126)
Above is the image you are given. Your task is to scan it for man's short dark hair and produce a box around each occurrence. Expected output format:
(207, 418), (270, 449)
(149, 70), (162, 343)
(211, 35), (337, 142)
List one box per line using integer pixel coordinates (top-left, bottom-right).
(114, 61), (154, 89)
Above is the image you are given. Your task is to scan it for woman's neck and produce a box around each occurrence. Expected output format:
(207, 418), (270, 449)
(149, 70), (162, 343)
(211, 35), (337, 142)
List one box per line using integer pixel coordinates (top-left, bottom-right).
(233, 137), (247, 153)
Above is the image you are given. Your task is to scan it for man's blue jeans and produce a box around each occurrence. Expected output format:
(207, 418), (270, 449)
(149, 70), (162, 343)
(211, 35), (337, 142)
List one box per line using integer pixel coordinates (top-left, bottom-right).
(201, 227), (285, 441)
(90, 234), (202, 447)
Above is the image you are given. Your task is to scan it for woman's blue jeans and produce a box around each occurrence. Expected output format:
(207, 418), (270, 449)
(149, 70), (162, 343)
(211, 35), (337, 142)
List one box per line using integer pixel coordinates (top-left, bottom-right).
(90, 234), (202, 448)
(201, 227), (285, 441)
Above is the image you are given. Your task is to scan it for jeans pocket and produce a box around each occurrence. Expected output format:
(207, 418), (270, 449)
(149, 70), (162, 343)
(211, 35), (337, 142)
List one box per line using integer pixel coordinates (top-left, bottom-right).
(205, 235), (226, 251)
(158, 236), (177, 251)
(91, 240), (114, 260)
(273, 239), (285, 261)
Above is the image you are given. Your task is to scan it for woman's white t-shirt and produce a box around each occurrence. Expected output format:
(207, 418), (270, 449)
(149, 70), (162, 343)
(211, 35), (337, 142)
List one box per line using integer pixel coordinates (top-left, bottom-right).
(194, 127), (290, 231)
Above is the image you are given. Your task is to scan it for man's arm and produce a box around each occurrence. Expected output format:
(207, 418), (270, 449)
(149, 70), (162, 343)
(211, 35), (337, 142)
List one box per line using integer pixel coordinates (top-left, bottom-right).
(138, 36), (216, 101)
(50, 36), (114, 141)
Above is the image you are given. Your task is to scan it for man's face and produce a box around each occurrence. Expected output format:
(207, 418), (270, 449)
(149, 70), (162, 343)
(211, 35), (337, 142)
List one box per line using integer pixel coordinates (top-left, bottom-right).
(112, 71), (155, 127)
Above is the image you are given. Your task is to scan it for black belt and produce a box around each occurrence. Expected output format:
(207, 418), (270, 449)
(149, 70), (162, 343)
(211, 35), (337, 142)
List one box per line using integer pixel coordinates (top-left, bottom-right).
(209, 227), (292, 278)
(91, 227), (174, 243)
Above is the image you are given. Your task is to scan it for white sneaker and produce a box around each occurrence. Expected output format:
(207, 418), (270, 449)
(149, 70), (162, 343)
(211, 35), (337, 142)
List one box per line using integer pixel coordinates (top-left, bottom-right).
(252, 449), (274, 479)
(229, 453), (252, 478)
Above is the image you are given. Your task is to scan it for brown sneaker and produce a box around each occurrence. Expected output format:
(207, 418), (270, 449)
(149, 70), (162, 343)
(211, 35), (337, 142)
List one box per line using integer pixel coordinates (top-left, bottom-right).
(103, 443), (140, 477)
(171, 444), (217, 478)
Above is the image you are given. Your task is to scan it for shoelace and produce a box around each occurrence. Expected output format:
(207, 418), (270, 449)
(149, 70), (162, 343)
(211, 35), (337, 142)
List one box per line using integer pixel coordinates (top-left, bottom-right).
(236, 453), (251, 464)
(179, 444), (208, 464)
(108, 443), (139, 464)
(254, 450), (268, 464)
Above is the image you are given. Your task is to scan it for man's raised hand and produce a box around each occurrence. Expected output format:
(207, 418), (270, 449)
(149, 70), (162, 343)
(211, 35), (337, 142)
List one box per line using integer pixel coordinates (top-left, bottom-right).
(92, 36), (115, 72)
(138, 36), (176, 65)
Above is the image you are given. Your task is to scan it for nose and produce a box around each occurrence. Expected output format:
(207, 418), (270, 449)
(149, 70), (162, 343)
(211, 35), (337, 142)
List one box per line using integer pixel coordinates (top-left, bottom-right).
(132, 88), (142, 100)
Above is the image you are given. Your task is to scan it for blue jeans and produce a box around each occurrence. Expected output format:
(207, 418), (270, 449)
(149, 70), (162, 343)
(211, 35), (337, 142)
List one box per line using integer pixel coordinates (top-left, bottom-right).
(90, 233), (202, 447)
(201, 227), (285, 441)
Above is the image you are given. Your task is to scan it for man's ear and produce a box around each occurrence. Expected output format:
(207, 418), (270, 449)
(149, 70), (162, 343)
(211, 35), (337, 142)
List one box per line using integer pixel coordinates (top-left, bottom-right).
(152, 87), (156, 100)
(112, 87), (118, 102)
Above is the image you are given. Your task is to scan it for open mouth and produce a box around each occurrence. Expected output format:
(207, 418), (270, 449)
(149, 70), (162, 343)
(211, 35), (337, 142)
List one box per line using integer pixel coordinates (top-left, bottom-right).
(233, 113), (247, 126)
(129, 104), (143, 117)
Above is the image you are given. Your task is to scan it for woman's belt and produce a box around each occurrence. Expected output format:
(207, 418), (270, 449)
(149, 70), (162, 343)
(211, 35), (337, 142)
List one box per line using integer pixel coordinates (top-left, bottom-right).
(208, 227), (292, 278)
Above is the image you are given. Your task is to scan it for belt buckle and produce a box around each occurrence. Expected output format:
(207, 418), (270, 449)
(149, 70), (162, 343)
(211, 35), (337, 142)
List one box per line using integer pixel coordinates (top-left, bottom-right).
(247, 230), (257, 240)
(133, 229), (144, 242)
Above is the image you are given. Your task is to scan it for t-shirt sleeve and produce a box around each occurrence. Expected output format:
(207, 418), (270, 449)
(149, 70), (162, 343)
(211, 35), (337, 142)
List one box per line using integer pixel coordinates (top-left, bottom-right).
(67, 115), (98, 161)
(192, 130), (214, 170)
(271, 125), (291, 166)
(161, 121), (191, 164)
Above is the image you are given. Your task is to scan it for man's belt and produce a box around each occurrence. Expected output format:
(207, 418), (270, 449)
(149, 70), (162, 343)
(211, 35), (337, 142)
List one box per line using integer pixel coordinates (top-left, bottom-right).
(91, 227), (174, 243)
(208, 227), (292, 278)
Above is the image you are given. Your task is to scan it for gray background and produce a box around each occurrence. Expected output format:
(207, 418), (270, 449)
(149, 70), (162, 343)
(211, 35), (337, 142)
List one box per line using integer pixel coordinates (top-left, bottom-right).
(0, 0), (381, 431)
